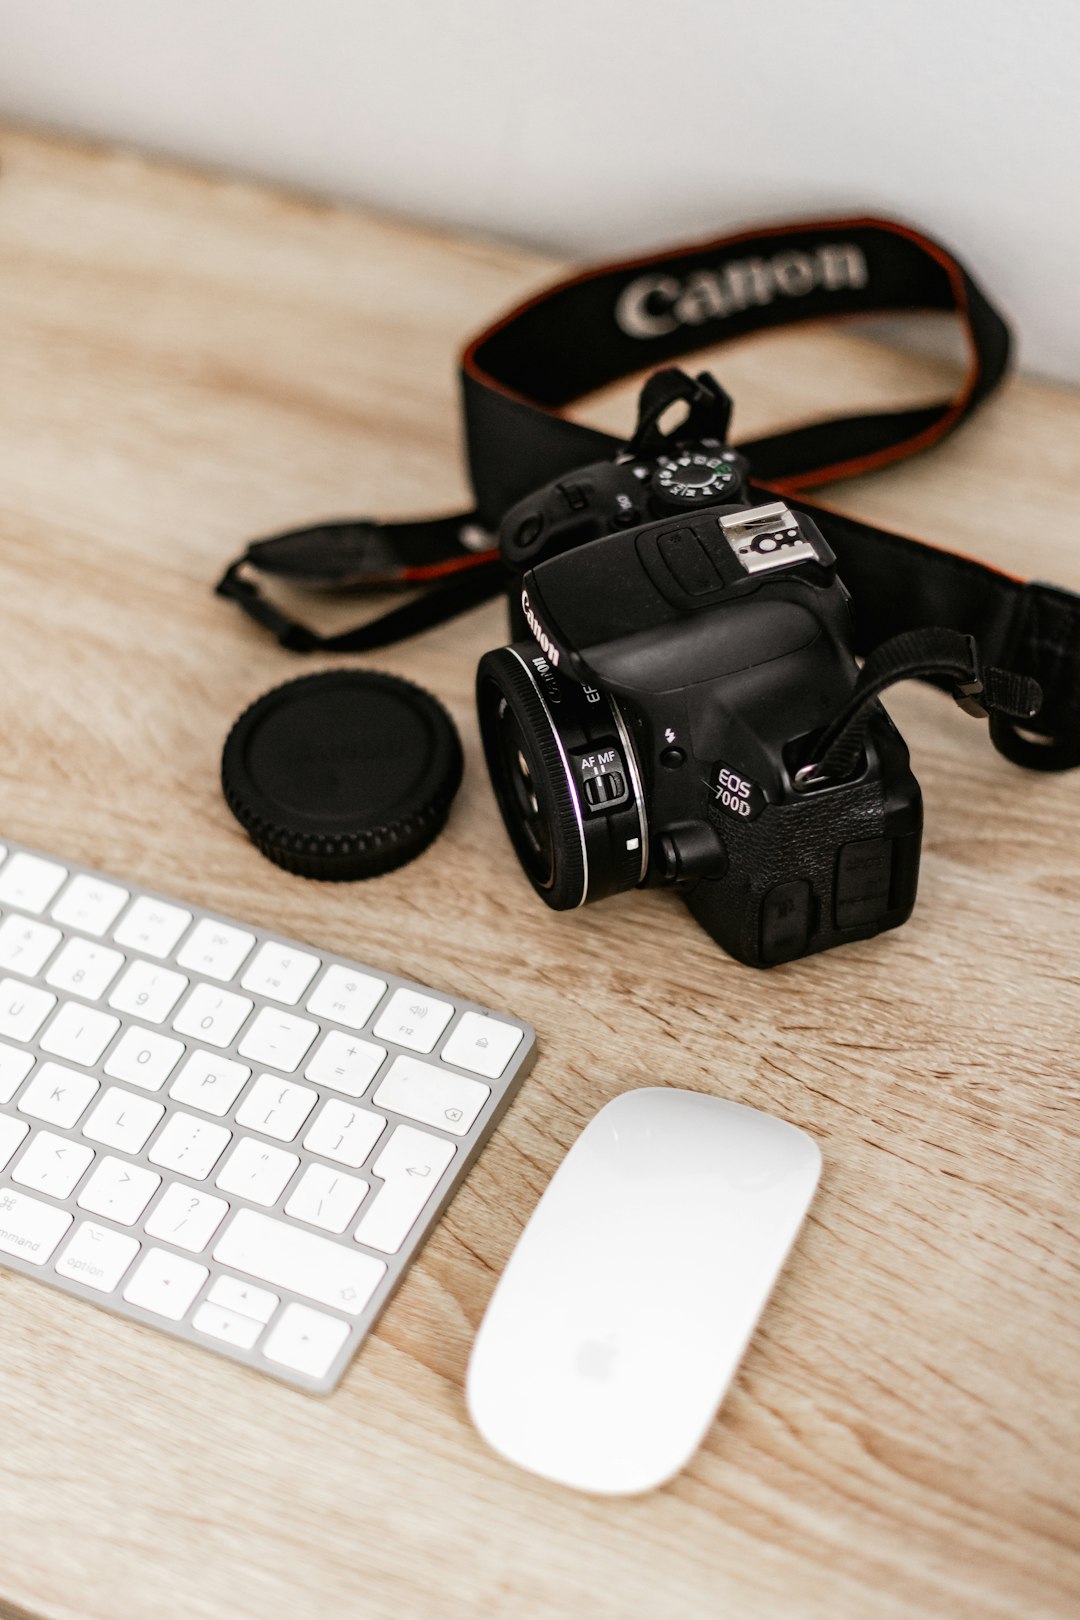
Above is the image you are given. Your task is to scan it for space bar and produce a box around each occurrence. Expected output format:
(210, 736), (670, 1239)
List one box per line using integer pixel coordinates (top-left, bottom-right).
(214, 1209), (387, 1317)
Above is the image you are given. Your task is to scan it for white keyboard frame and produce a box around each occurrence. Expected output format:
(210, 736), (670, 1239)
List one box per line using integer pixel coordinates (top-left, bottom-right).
(0, 840), (536, 1393)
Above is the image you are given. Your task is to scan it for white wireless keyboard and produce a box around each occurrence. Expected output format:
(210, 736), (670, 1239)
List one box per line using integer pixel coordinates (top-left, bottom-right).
(0, 839), (535, 1392)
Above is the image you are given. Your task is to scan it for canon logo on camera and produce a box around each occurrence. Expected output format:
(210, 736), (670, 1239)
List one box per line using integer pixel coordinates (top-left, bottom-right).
(521, 587), (561, 667)
(614, 242), (868, 340)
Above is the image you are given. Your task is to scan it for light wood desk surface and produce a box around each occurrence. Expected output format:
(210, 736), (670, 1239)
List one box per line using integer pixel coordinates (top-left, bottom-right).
(0, 128), (1077, 1620)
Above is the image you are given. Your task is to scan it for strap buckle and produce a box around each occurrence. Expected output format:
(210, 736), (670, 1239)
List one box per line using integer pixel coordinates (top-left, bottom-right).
(215, 562), (318, 651)
(952, 635), (988, 718)
(988, 580), (1080, 770)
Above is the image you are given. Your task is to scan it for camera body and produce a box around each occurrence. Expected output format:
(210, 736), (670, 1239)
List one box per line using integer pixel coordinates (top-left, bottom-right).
(477, 446), (923, 967)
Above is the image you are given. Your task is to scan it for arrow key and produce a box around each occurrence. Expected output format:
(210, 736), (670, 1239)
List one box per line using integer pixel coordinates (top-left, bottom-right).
(207, 1274), (279, 1323)
(192, 1301), (264, 1351)
(123, 1246), (208, 1321)
(263, 1302), (350, 1381)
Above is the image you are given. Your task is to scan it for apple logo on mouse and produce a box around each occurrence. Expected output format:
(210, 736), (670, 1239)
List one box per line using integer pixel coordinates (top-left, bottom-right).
(576, 1337), (617, 1380)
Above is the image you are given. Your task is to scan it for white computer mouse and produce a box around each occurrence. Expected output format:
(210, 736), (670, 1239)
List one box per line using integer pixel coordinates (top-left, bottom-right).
(466, 1086), (821, 1495)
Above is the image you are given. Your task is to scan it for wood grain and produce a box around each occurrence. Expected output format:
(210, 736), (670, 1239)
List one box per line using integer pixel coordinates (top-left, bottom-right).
(0, 126), (1077, 1620)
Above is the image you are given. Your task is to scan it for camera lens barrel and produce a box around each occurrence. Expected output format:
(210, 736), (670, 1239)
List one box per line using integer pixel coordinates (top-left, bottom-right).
(476, 643), (647, 910)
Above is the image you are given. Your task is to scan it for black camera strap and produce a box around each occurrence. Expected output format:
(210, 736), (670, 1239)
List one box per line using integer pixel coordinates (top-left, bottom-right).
(795, 626), (1043, 786)
(217, 213), (1080, 770)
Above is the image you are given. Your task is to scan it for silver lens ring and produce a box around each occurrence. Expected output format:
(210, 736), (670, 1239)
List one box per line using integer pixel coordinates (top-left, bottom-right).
(610, 694), (649, 885)
(505, 646), (589, 908)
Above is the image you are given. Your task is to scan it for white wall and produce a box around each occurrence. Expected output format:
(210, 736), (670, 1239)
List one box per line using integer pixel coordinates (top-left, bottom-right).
(0, 0), (1076, 382)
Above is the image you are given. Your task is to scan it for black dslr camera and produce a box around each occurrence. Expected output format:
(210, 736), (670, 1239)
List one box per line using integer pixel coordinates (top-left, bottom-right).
(476, 398), (922, 968)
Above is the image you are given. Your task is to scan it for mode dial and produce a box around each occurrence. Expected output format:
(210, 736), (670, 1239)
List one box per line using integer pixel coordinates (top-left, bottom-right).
(651, 451), (742, 509)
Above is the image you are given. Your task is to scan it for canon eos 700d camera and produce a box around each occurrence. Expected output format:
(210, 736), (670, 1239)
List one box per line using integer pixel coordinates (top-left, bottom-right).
(476, 425), (922, 968)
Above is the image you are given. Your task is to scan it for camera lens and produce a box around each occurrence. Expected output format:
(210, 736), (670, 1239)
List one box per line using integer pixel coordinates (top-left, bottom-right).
(477, 642), (648, 910)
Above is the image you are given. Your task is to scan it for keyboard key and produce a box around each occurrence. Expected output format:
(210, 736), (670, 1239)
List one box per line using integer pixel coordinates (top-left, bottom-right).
(0, 915), (62, 977)
(240, 941), (320, 1006)
(39, 1001), (119, 1066)
(109, 960), (188, 1025)
(235, 1074), (316, 1141)
(18, 1062), (99, 1127)
(440, 1011), (524, 1079)
(168, 1050), (250, 1116)
(285, 1163), (368, 1234)
(304, 1031), (385, 1098)
(45, 937), (125, 1000)
(51, 874), (129, 937)
(82, 1086), (164, 1153)
(373, 1054), (489, 1136)
(207, 1274), (278, 1322)
(192, 1301), (264, 1351)
(122, 1247), (208, 1320)
(113, 896), (191, 959)
(172, 984), (252, 1048)
(78, 1156), (160, 1225)
(12, 1131), (95, 1198)
(354, 1124), (456, 1254)
(176, 918), (255, 983)
(144, 1182), (229, 1253)
(0, 978), (56, 1043)
(372, 987), (454, 1054)
(215, 1137), (298, 1206)
(214, 1208), (386, 1316)
(303, 1099), (385, 1168)
(263, 1302), (350, 1380)
(0, 1041), (35, 1104)
(0, 1114), (29, 1172)
(55, 1221), (140, 1293)
(148, 1112), (231, 1180)
(104, 1026), (185, 1091)
(237, 1007), (317, 1072)
(306, 964), (386, 1030)
(0, 853), (67, 915)
(0, 1187), (72, 1264)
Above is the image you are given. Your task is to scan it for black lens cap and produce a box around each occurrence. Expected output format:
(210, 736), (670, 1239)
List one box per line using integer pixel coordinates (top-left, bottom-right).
(222, 670), (463, 880)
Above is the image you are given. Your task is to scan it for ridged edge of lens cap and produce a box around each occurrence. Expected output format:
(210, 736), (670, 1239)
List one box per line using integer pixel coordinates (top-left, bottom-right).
(221, 669), (463, 880)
